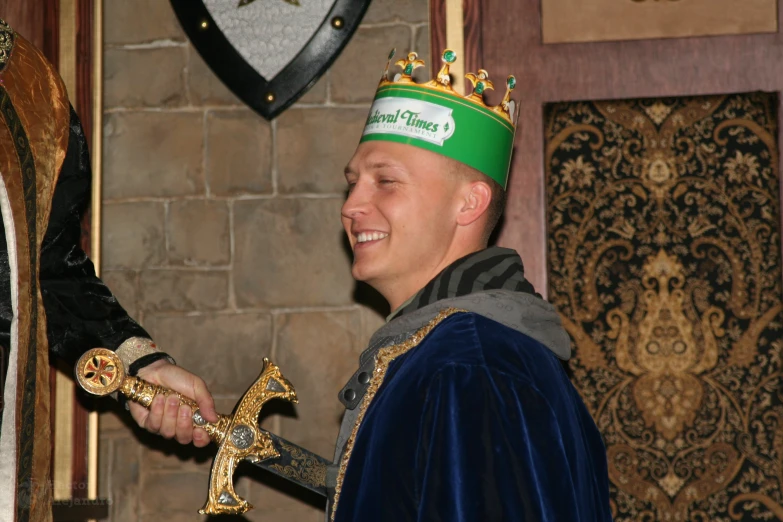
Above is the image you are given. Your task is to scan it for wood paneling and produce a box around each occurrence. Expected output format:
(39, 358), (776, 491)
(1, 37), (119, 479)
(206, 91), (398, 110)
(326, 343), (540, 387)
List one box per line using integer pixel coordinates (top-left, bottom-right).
(0, 0), (44, 49)
(0, 0), (59, 65)
(461, 0), (482, 87)
(75, 0), (93, 139)
(429, 0), (446, 77)
(477, 0), (783, 294)
(429, 0), (483, 94)
(542, 0), (777, 44)
(72, 0), (94, 499)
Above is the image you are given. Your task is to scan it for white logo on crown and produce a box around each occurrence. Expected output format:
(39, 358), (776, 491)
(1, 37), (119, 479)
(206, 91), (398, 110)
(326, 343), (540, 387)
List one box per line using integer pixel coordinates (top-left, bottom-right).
(363, 97), (457, 146)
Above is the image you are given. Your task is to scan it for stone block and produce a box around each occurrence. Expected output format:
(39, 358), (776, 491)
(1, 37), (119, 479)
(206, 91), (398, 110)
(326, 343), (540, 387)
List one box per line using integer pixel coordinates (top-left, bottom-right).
(167, 200), (230, 266)
(105, 0), (185, 45)
(140, 511), (225, 522)
(102, 202), (165, 269)
(243, 488), (323, 522)
(277, 108), (365, 194)
(296, 74), (328, 105)
(98, 402), (134, 434)
(362, 0), (429, 23)
(275, 311), (363, 457)
(109, 438), (140, 521)
(103, 112), (204, 199)
(104, 47), (186, 108)
(139, 270), (229, 312)
(330, 25), (412, 103)
(139, 470), (210, 516)
(206, 111), (272, 196)
(101, 269), (139, 319)
(140, 439), (215, 472)
(233, 198), (354, 307)
(239, 460), (325, 521)
(187, 46), (242, 106)
(142, 313), (273, 396)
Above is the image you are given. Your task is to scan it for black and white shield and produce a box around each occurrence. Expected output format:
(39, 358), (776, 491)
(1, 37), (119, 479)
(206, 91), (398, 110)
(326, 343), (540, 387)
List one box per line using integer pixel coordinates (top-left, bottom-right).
(170, 0), (371, 119)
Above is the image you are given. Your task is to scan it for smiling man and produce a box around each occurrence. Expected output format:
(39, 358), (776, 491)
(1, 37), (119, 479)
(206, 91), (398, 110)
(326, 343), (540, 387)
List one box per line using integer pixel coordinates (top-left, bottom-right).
(327, 50), (612, 522)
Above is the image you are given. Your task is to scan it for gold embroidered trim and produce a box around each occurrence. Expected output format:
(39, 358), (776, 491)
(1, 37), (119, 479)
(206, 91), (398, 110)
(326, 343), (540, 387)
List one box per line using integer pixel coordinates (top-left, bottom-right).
(115, 337), (160, 371)
(330, 307), (466, 521)
(0, 19), (14, 66)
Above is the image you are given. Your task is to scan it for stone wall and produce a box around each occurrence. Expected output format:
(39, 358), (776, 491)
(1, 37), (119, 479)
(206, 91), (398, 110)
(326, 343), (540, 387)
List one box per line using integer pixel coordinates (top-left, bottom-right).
(98, 1), (429, 520)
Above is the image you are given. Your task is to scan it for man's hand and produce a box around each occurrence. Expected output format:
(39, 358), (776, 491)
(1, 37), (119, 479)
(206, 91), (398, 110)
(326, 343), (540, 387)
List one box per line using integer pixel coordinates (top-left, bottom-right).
(129, 359), (218, 448)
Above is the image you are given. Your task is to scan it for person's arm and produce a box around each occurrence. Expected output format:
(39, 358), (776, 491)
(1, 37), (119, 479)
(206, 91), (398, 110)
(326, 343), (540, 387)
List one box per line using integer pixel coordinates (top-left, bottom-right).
(40, 107), (217, 445)
(414, 363), (581, 522)
(41, 107), (151, 367)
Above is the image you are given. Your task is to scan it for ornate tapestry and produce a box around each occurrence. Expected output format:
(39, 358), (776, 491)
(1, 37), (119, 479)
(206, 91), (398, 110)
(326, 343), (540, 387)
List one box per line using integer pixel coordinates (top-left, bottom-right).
(545, 93), (783, 520)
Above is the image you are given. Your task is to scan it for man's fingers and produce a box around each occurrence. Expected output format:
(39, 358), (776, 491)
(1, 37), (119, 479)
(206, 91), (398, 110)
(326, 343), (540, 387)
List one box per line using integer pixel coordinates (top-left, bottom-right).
(144, 395), (166, 432)
(129, 402), (149, 428)
(192, 378), (218, 423)
(159, 395), (180, 438)
(193, 427), (210, 448)
(133, 362), (217, 447)
(175, 404), (194, 445)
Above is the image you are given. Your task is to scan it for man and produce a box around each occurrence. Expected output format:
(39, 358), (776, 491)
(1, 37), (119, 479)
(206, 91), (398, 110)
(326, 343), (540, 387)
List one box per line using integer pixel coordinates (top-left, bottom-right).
(327, 50), (612, 521)
(0, 20), (216, 521)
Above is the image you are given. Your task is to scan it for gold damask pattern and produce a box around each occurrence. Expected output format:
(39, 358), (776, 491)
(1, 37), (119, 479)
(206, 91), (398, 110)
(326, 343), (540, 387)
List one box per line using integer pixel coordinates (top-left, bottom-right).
(545, 94), (783, 520)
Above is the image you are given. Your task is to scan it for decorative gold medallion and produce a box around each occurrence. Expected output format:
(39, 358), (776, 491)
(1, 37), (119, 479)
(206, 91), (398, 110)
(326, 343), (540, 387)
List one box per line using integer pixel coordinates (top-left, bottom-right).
(76, 349), (125, 396)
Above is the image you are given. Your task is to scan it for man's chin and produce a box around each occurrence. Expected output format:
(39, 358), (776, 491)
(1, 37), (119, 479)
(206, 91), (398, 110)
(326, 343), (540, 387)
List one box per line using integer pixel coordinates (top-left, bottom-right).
(351, 259), (382, 285)
(350, 264), (372, 283)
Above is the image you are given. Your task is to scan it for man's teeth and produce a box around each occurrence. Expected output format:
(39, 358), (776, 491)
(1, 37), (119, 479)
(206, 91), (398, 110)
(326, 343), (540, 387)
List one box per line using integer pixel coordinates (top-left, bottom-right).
(356, 232), (389, 243)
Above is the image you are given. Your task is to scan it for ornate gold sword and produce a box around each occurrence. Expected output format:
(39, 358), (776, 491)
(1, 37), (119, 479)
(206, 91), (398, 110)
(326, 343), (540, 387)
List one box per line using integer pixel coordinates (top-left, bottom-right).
(75, 348), (324, 515)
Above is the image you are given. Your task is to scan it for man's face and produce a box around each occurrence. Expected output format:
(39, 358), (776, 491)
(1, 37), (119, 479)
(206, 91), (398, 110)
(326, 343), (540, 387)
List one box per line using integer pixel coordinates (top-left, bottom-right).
(341, 141), (462, 293)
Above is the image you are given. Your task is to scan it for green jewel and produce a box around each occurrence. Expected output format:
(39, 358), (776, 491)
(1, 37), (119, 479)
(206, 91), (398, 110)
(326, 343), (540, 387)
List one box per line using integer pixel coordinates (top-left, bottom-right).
(404, 63), (413, 75)
(507, 76), (516, 89)
(388, 49), (396, 60)
(443, 50), (456, 63)
(475, 82), (485, 95)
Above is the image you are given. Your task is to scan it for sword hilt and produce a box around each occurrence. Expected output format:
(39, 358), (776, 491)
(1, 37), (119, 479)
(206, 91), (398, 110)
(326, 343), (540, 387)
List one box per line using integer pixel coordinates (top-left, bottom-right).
(75, 347), (299, 516)
(75, 348), (231, 443)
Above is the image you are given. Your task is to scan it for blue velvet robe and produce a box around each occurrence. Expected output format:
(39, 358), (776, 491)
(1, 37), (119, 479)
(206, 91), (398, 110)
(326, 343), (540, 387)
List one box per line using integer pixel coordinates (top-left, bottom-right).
(334, 312), (611, 522)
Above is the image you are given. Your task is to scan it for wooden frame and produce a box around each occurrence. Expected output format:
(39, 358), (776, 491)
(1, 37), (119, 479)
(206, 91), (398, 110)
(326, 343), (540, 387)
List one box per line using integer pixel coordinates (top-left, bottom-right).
(433, 0), (783, 296)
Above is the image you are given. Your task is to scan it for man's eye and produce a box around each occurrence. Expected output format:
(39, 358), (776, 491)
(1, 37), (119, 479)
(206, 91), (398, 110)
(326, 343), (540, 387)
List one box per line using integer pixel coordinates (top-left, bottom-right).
(379, 179), (395, 185)
(346, 182), (357, 193)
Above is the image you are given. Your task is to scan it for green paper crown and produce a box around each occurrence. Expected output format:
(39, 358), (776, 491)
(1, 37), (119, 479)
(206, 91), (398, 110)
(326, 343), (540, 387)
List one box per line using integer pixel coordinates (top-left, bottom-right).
(360, 49), (518, 189)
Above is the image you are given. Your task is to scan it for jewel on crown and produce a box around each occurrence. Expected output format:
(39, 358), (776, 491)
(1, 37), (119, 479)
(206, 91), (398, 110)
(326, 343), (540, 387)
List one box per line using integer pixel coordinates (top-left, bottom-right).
(378, 48), (517, 124)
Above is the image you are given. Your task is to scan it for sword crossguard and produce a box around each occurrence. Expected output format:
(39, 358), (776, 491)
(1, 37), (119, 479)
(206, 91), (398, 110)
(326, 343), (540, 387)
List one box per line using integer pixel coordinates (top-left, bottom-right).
(75, 348), (298, 516)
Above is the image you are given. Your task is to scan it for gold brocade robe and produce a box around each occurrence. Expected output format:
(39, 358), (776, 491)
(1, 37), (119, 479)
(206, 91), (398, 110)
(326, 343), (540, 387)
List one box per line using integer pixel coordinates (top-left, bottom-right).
(0, 29), (70, 522)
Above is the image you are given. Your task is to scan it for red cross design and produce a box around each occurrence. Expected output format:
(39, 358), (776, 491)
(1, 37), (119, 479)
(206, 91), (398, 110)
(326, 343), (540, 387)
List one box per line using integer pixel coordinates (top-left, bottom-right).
(84, 356), (116, 387)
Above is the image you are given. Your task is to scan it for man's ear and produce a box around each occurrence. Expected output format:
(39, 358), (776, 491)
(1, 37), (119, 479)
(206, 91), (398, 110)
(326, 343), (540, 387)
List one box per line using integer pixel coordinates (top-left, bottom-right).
(456, 180), (492, 227)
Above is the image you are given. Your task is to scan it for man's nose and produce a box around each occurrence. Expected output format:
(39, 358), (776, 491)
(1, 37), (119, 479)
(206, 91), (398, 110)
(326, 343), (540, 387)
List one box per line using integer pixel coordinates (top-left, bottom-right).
(341, 183), (371, 219)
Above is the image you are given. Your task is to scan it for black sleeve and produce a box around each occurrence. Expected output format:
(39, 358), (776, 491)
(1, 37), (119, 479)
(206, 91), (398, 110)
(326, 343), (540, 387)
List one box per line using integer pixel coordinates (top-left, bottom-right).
(40, 106), (150, 366)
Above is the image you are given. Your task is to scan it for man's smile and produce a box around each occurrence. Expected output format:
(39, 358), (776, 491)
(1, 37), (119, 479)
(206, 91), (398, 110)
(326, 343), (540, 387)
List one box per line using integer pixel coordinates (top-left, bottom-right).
(354, 231), (389, 247)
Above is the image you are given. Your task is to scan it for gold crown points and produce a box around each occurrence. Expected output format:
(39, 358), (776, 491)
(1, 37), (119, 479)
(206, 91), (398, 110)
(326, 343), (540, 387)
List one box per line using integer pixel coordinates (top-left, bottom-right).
(379, 48), (517, 124)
